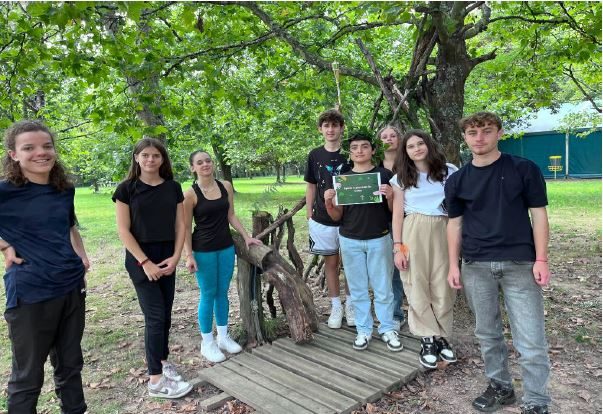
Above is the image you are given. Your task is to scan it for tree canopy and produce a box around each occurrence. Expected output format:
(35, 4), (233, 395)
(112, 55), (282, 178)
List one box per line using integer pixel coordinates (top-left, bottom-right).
(0, 1), (600, 184)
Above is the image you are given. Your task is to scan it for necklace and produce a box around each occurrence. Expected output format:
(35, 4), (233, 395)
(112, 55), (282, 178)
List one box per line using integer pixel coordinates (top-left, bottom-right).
(199, 181), (216, 194)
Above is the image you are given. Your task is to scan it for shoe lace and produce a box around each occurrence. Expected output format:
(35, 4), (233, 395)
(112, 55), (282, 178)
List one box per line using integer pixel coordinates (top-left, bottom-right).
(482, 384), (498, 399)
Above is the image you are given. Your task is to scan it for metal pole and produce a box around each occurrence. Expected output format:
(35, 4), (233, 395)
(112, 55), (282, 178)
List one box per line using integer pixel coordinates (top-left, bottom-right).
(565, 132), (569, 178)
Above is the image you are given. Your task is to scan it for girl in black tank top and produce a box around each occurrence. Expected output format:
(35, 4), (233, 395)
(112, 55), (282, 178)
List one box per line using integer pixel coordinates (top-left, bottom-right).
(182, 150), (261, 363)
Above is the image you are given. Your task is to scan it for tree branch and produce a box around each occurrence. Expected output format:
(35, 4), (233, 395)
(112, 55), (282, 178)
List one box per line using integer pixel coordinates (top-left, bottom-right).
(563, 65), (602, 113)
(239, 2), (378, 86)
(355, 38), (397, 112)
(463, 3), (492, 39)
(463, 1), (486, 17)
(469, 49), (497, 68)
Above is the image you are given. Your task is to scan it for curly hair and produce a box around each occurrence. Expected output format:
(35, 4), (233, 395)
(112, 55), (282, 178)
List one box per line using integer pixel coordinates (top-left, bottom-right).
(125, 138), (174, 181)
(393, 129), (448, 189)
(317, 109), (345, 127)
(2, 120), (72, 191)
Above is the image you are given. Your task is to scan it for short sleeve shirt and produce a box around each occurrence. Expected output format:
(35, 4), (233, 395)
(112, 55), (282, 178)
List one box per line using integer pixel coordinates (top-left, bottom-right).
(444, 153), (547, 261)
(304, 146), (350, 226)
(339, 167), (393, 240)
(112, 179), (184, 243)
(390, 163), (458, 216)
(0, 181), (85, 309)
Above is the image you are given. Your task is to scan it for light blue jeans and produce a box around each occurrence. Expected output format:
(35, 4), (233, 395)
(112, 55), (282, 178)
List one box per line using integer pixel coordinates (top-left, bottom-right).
(339, 234), (395, 335)
(462, 260), (551, 406)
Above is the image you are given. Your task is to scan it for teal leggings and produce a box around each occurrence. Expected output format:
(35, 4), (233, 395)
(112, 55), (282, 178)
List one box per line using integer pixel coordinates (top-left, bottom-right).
(193, 245), (235, 334)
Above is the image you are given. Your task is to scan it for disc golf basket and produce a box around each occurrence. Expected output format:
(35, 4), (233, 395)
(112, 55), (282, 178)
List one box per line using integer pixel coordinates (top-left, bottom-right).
(548, 155), (563, 179)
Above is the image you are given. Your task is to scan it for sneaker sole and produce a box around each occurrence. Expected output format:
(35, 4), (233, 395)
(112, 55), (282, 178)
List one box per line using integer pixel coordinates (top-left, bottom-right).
(472, 395), (516, 412)
(149, 383), (193, 399)
(419, 359), (437, 369)
(440, 355), (457, 363)
(352, 343), (368, 350)
(386, 344), (403, 352)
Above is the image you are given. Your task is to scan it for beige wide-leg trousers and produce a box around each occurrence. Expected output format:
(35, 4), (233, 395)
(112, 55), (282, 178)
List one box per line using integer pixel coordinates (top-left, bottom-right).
(401, 213), (456, 338)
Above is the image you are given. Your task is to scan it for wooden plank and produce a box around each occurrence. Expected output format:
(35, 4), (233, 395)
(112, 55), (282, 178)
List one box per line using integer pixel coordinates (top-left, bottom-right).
(199, 392), (233, 411)
(253, 345), (383, 403)
(187, 377), (207, 388)
(235, 352), (361, 414)
(316, 329), (421, 368)
(273, 338), (400, 390)
(223, 359), (337, 414)
(200, 364), (314, 414)
(310, 334), (417, 381)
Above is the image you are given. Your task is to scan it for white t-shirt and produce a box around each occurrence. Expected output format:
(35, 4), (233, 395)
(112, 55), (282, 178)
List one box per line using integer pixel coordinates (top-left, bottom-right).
(389, 163), (458, 216)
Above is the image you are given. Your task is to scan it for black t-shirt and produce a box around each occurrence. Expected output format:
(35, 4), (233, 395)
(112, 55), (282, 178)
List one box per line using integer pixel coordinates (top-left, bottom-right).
(444, 153), (548, 261)
(339, 167), (393, 240)
(304, 146), (350, 226)
(191, 181), (234, 252)
(112, 179), (184, 243)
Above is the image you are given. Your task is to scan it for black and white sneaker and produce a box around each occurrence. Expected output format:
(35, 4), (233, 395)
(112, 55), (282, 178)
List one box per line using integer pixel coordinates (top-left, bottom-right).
(419, 337), (438, 369)
(521, 404), (549, 414)
(435, 337), (457, 363)
(353, 332), (371, 350)
(473, 381), (516, 412)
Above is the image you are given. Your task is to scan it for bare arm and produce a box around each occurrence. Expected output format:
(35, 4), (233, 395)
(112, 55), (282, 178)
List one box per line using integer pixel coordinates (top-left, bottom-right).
(392, 186), (408, 271)
(323, 189), (343, 222)
(182, 189), (198, 273)
(70, 226), (90, 271)
(115, 200), (162, 281)
(530, 206), (551, 286)
(223, 181), (262, 247)
(305, 183), (316, 220)
(447, 216), (463, 289)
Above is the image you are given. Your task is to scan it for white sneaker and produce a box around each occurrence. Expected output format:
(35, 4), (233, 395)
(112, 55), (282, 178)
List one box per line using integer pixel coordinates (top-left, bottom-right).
(161, 362), (183, 382)
(344, 302), (355, 327)
(381, 330), (403, 352)
(201, 340), (226, 363)
(327, 306), (344, 329)
(148, 376), (193, 399)
(217, 334), (243, 354)
(353, 332), (371, 350)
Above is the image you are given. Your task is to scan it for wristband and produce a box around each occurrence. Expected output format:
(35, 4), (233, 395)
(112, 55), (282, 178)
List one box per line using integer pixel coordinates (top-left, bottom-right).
(137, 257), (150, 267)
(393, 241), (402, 245)
(535, 258), (548, 263)
(0, 244), (11, 252)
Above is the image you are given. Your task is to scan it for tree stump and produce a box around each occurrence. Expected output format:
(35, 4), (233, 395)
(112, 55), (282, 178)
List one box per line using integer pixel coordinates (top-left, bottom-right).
(233, 232), (318, 344)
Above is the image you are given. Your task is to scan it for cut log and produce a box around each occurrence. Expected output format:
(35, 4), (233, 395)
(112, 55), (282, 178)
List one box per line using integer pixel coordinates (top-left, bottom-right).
(233, 232), (318, 343)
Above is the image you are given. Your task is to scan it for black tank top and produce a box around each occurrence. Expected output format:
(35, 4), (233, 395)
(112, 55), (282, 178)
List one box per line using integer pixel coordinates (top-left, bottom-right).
(191, 181), (234, 252)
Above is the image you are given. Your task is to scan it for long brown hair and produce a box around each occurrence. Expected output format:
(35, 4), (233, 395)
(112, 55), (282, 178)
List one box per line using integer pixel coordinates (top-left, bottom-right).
(125, 138), (174, 181)
(393, 129), (448, 189)
(2, 120), (72, 191)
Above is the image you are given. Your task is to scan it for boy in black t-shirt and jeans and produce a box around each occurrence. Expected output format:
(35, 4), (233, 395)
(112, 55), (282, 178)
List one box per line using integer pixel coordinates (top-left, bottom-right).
(304, 109), (354, 329)
(445, 112), (551, 414)
(324, 131), (402, 352)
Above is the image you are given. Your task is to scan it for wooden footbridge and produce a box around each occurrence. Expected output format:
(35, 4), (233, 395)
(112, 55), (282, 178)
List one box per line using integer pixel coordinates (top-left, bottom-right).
(197, 324), (422, 413)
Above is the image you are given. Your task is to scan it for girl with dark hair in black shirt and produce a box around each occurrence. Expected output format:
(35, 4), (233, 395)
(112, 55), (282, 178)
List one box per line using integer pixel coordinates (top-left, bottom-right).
(182, 150), (261, 363)
(113, 138), (192, 399)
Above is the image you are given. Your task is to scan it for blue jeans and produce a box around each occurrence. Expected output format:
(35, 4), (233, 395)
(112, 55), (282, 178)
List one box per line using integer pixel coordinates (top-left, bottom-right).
(339, 234), (395, 335)
(193, 245), (235, 334)
(462, 260), (551, 406)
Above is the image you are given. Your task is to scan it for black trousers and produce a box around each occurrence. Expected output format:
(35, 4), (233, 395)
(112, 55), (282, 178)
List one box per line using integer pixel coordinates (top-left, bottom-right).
(125, 241), (176, 375)
(4, 286), (87, 414)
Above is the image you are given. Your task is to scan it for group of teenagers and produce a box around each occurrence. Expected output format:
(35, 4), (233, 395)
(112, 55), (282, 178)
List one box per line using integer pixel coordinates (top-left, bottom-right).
(0, 108), (551, 414)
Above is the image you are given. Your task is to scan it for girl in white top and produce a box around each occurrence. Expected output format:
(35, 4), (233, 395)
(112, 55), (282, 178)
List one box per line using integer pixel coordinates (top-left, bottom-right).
(390, 129), (458, 370)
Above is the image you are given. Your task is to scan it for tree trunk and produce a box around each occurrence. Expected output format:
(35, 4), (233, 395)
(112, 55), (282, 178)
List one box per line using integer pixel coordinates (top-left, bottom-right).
(210, 140), (234, 187)
(275, 162), (281, 183)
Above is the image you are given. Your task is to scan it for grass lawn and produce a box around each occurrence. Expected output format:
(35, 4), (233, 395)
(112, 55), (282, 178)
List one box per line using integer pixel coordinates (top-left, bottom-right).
(0, 176), (600, 413)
